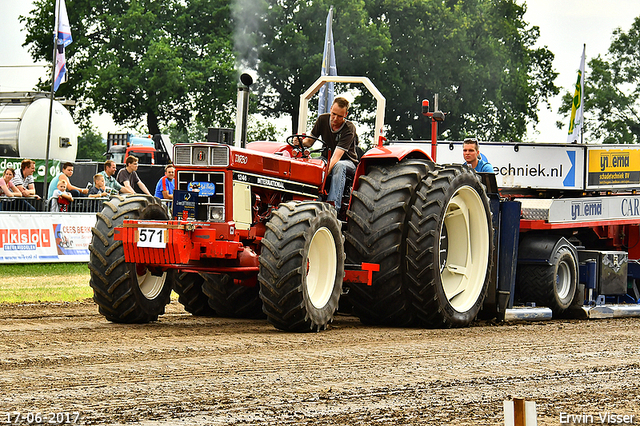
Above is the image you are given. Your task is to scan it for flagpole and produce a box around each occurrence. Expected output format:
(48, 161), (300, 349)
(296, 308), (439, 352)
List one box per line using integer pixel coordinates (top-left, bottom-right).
(580, 43), (585, 145)
(44, 0), (61, 200)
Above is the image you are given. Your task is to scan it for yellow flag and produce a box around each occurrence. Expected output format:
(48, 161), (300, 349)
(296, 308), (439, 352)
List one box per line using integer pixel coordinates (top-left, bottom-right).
(567, 45), (586, 143)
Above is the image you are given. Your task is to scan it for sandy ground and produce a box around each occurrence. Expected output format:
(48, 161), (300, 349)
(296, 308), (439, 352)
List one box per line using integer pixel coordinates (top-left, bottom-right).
(0, 299), (639, 425)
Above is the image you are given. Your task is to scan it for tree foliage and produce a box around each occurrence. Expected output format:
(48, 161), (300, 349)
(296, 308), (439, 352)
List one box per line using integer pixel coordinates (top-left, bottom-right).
(255, 0), (391, 134)
(77, 126), (106, 161)
(21, 0), (237, 136)
(22, 0), (558, 144)
(255, 0), (558, 142)
(560, 17), (640, 144)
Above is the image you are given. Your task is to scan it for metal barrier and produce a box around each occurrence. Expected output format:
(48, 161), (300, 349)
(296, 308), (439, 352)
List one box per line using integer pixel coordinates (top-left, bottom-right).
(0, 197), (173, 214)
(0, 196), (108, 213)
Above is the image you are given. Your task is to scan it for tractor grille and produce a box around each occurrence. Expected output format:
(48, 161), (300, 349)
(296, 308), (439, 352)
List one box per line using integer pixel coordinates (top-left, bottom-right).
(176, 171), (225, 222)
(174, 144), (229, 167)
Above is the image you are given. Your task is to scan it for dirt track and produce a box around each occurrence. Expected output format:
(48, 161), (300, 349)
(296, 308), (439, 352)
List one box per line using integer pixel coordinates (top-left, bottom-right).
(1, 299), (639, 425)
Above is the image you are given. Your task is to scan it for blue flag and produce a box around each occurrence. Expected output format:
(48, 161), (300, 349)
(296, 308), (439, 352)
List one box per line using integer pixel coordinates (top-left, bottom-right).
(53, 0), (73, 92)
(318, 6), (337, 115)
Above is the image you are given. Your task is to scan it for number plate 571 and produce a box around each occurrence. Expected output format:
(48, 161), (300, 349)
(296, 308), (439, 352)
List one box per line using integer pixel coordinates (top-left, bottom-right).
(137, 228), (167, 248)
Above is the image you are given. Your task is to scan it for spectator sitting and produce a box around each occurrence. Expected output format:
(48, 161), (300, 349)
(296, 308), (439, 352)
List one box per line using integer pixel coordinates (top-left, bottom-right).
(0, 168), (23, 211)
(51, 180), (73, 212)
(154, 164), (175, 200)
(48, 162), (89, 199)
(117, 155), (152, 195)
(88, 174), (111, 198)
(100, 160), (134, 195)
(12, 159), (40, 198)
(11, 159), (38, 211)
(1, 168), (22, 197)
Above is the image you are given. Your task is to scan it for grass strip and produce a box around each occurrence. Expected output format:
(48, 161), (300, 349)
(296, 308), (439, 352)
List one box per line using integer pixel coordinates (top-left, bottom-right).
(0, 263), (93, 303)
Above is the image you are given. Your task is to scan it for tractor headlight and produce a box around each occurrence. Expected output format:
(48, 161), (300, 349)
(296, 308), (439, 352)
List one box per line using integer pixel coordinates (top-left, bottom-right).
(208, 206), (225, 222)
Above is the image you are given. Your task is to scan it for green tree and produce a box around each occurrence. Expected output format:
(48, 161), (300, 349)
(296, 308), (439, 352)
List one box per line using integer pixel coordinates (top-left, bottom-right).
(254, 0), (391, 134)
(255, 0), (558, 142)
(21, 0), (236, 137)
(559, 17), (640, 144)
(368, 0), (558, 141)
(77, 126), (106, 161)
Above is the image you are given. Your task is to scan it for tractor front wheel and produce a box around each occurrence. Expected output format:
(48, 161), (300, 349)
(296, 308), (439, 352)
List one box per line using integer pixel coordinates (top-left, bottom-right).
(173, 272), (215, 316)
(88, 195), (173, 323)
(201, 273), (264, 319)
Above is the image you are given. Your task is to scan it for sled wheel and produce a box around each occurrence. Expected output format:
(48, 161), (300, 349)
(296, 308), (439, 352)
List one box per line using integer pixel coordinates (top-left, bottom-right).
(259, 201), (344, 332)
(516, 241), (579, 315)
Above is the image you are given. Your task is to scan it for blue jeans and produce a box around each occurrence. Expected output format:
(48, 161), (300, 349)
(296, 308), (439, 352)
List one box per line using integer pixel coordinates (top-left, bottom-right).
(327, 160), (356, 211)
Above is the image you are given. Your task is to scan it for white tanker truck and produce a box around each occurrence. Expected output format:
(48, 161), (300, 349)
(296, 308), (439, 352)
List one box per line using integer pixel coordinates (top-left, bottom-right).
(0, 92), (78, 173)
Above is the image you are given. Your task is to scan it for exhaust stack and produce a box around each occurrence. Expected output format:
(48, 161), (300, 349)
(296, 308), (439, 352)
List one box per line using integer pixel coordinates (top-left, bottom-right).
(234, 73), (253, 148)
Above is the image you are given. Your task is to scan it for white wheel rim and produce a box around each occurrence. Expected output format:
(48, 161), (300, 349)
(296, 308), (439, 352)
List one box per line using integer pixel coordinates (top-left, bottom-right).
(306, 226), (337, 309)
(440, 185), (490, 313)
(136, 267), (167, 300)
(556, 260), (572, 299)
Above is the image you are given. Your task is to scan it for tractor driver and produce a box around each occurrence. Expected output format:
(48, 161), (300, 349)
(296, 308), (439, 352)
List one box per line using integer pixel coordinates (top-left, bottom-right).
(297, 96), (359, 212)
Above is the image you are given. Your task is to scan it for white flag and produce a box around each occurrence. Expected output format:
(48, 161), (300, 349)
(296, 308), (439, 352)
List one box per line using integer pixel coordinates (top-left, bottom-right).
(567, 45), (585, 143)
(53, 0), (73, 91)
(318, 6), (337, 115)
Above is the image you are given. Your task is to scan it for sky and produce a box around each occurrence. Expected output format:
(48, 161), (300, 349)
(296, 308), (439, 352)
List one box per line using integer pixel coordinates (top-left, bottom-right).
(1, 0), (640, 142)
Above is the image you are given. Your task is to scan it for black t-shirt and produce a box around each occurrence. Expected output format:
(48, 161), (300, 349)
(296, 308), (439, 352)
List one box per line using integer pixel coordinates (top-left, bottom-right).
(116, 168), (140, 190)
(311, 113), (359, 164)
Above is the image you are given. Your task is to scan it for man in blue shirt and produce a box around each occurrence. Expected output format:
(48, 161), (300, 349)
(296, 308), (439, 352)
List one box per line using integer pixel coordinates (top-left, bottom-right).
(463, 138), (494, 173)
(154, 164), (175, 199)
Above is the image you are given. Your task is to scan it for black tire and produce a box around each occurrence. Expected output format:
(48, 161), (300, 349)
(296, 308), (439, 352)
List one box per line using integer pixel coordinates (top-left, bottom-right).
(259, 201), (344, 332)
(201, 273), (264, 319)
(173, 272), (216, 316)
(405, 165), (493, 327)
(516, 242), (579, 315)
(344, 160), (433, 326)
(88, 195), (173, 323)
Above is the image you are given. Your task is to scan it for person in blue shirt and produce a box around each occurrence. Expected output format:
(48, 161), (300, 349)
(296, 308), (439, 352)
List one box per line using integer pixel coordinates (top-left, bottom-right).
(154, 164), (175, 199)
(462, 138), (494, 173)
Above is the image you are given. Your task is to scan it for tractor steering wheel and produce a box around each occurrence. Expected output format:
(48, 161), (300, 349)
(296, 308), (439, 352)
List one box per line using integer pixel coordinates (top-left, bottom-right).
(286, 134), (326, 158)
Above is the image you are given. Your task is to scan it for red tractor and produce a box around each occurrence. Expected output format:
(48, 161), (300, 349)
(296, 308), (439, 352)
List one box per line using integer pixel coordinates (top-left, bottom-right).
(88, 76), (494, 331)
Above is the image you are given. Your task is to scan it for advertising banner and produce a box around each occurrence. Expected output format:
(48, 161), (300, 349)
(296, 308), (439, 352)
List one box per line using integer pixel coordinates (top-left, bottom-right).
(395, 141), (640, 192)
(547, 195), (640, 223)
(0, 157), (61, 183)
(431, 142), (584, 190)
(0, 213), (96, 263)
(586, 147), (640, 189)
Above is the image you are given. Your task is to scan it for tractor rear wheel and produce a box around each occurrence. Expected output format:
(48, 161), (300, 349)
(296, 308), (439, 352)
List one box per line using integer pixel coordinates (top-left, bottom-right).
(259, 201), (344, 332)
(88, 195), (173, 323)
(201, 273), (264, 319)
(344, 160), (434, 326)
(173, 272), (215, 316)
(405, 165), (493, 327)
